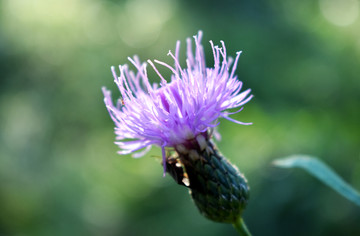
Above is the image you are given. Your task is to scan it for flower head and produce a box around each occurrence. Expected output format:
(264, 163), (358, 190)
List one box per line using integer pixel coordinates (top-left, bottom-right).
(102, 31), (252, 172)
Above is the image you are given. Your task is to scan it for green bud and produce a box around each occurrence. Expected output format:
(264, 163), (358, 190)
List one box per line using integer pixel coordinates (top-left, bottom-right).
(166, 136), (249, 224)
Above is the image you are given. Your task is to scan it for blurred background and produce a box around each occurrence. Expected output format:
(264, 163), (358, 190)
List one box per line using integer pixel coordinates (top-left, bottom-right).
(0, 0), (359, 235)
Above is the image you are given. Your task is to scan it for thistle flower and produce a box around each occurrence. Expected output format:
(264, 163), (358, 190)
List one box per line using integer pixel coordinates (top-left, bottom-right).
(103, 31), (253, 234)
(102, 31), (252, 167)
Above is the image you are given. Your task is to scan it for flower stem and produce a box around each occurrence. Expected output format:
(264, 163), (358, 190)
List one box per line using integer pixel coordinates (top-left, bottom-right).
(233, 218), (252, 236)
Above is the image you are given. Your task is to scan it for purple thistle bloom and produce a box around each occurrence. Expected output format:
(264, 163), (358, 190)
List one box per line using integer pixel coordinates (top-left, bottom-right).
(102, 31), (253, 174)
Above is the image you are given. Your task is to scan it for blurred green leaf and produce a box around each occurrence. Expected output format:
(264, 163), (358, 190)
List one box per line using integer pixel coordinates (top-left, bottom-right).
(273, 155), (360, 207)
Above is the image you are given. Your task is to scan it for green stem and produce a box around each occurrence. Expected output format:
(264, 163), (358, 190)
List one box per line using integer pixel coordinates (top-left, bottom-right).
(233, 218), (252, 236)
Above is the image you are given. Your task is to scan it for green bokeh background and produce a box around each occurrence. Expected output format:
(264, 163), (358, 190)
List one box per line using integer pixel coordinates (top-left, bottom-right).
(0, 0), (359, 235)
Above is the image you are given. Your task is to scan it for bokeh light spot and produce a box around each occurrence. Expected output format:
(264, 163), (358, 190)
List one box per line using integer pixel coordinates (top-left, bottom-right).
(319, 0), (359, 26)
(117, 0), (176, 48)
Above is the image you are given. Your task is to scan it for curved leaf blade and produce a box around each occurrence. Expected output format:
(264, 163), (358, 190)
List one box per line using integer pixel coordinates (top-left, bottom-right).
(273, 155), (360, 207)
